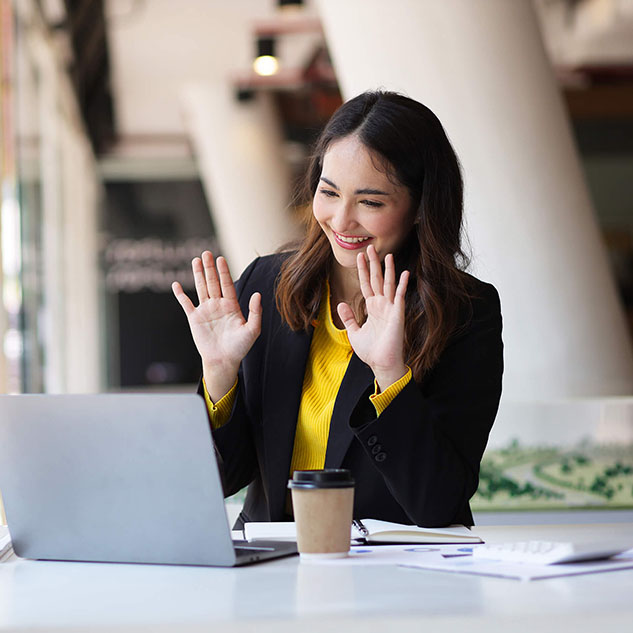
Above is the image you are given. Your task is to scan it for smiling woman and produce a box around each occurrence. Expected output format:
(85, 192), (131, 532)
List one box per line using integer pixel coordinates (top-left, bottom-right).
(172, 90), (504, 529)
(313, 136), (415, 296)
(276, 91), (476, 381)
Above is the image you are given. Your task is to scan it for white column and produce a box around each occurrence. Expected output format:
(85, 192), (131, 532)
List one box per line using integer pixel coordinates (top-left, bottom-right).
(37, 47), (66, 393)
(28, 3), (102, 393)
(0, 184), (11, 396)
(180, 83), (298, 276)
(60, 118), (101, 393)
(316, 0), (633, 398)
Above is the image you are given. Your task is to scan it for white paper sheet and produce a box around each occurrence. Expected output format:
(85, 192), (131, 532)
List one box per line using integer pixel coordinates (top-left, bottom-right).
(400, 549), (633, 581)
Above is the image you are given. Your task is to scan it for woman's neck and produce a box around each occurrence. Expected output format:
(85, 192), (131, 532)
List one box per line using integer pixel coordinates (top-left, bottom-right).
(329, 264), (362, 328)
(330, 264), (360, 303)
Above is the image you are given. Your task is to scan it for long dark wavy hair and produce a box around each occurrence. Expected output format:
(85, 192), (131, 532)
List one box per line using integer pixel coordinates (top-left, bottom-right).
(275, 90), (471, 381)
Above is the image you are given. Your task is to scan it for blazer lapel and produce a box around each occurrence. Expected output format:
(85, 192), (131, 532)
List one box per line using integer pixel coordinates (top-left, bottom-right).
(324, 353), (374, 468)
(262, 320), (312, 519)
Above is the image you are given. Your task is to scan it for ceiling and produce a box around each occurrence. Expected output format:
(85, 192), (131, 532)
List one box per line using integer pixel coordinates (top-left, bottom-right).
(40, 0), (633, 157)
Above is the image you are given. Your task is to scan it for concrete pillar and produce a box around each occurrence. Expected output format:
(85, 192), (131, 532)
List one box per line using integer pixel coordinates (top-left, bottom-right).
(180, 83), (298, 276)
(60, 117), (101, 393)
(23, 2), (103, 393)
(38, 46), (66, 393)
(316, 0), (633, 398)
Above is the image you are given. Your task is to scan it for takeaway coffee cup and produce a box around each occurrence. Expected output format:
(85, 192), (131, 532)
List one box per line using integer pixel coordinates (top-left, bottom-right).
(288, 469), (355, 560)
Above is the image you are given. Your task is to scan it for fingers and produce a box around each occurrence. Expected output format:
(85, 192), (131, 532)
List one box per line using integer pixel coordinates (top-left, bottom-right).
(358, 246), (398, 300)
(336, 302), (360, 335)
(357, 252), (373, 299)
(171, 281), (195, 316)
(192, 257), (209, 303)
(367, 245), (384, 296)
(246, 292), (262, 336)
(357, 246), (408, 311)
(202, 251), (221, 298)
(395, 270), (410, 301)
(191, 251), (237, 304)
(383, 253), (396, 302)
(216, 256), (238, 302)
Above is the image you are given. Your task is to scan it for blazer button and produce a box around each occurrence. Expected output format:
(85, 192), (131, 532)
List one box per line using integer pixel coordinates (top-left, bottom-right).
(367, 435), (378, 446)
(371, 444), (382, 455)
(375, 452), (386, 462)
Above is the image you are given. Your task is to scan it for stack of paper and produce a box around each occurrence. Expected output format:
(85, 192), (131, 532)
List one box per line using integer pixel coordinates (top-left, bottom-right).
(400, 548), (633, 581)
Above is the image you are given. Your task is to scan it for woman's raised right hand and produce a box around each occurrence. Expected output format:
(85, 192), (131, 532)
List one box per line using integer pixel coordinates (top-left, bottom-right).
(172, 251), (261, 401)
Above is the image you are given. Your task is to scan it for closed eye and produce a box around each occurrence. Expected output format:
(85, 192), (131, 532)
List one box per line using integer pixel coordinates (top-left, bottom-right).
(319, 188), (338, 197)
(361, 199), (384, 208)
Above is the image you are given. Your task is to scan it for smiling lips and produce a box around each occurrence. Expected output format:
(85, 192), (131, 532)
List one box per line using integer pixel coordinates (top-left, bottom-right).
(332, 231), (373, 250)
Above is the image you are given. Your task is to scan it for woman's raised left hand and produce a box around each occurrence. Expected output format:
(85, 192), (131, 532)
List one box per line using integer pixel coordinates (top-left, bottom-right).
(336, 244), (410, 392)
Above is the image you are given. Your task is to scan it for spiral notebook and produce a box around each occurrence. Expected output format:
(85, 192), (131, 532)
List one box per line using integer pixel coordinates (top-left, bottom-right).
(244, 519), (483, 544)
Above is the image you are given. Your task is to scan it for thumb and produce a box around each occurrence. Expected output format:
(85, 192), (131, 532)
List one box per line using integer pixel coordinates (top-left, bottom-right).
(336, 302), (360, 335)
(172, 281), (195, 316)
(246, 292), (262, 336)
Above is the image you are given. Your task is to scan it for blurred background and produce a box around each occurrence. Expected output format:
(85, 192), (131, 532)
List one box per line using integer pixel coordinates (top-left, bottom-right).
(1, 0), (633, 518)
(1, 0), (633, 397)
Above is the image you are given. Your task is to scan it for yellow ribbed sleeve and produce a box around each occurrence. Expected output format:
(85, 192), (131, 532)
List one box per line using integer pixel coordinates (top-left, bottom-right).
(370, 366), (412, 415)
(203, 378), (237, 430)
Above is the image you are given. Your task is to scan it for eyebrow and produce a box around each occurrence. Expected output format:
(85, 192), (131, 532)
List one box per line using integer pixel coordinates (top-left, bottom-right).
(320, 176), (390, 196)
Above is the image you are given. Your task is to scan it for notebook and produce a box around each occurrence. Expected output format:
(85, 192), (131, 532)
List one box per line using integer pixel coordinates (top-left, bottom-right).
(352, 519), (483, 544)
(244, 519), (483, 544)
(0, 394), (296, 567)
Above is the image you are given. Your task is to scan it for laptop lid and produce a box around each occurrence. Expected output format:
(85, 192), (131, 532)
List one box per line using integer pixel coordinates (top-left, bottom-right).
(0, 394), (293, 566)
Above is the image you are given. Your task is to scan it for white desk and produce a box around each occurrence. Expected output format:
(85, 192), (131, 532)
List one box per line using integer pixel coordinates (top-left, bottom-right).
(1, 524), (632, 633)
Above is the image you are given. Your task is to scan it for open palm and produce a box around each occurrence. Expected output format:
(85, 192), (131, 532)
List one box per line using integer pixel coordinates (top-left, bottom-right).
(336, 246), (409, 391)
(172, 252), (261, 398)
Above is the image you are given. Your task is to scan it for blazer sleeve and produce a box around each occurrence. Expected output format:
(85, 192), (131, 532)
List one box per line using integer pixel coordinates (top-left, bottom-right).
(349, 282), (503, 527)
(196, 257), (262, 497)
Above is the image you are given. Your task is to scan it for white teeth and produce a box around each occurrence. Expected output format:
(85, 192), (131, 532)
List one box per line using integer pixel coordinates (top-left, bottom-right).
(335, 233), (370, 244)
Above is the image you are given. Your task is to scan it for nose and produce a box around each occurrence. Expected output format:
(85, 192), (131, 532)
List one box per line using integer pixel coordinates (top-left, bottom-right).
(329, 200), (358, 234)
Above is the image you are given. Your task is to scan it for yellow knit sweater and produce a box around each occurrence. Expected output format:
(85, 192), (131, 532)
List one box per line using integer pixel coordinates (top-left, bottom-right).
(204, 286), (411, 471)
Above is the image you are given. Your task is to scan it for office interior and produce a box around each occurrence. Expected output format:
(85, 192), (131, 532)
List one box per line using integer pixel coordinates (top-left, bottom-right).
(1, 0), (633, 523)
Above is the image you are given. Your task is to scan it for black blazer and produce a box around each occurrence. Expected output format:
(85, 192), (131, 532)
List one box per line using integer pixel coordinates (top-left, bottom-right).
(200, 253), (503, 528)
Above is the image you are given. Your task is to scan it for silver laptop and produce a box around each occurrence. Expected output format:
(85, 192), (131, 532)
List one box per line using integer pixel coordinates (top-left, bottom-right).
(0, 394), (296, 566)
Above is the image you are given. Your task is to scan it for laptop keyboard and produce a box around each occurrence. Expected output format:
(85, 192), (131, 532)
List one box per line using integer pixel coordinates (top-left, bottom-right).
(232, 540), (298, 563)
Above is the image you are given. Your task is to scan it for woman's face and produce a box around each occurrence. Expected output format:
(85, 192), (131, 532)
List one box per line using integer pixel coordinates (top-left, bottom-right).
(313, 135), (415, 272)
